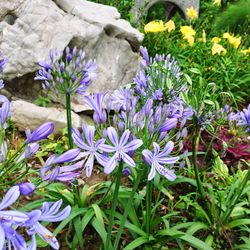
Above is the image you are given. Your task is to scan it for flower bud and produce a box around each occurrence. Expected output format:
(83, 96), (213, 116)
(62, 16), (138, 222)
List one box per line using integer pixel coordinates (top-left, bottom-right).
(18, 182), (36, 196)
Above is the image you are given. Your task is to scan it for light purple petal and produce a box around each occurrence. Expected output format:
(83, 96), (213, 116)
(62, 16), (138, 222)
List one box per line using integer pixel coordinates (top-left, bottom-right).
(142, 149), (153, 165)
(34, 222), (59, 249)
(158, 141), (174, 157)
(0, 225), (5, 250)
(72, 128), (90, 150)
(148, 164), (156, 181)
(0, 211), (29, 222)
(155, 162), (176, 181)
(119, 130), (130, 146)
(123, 139), (143, 152)
(0, 186), (20, 210)
(85, 126), (95, 145)
(54, 148), (80, 164)
(158, 156), (179, 165)
(99, 144), (116, 153)
(122, 153), (136, 167)
(107, 127), (119, 145)
(85, 154), (94, 177)
(104, 154), (118, 174)
(153, 142), (160, 155)
(27, 235), (37, 250)
(41, 200), (62, 217)
(40, 206), (71, 222)
(95, 152), (109, 167)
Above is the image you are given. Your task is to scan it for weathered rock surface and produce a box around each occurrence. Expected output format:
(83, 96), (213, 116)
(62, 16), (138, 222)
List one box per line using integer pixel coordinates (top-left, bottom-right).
(132, 0), (200, 22)
(10, 100), (93, 134)
(0, 0), (143, 108)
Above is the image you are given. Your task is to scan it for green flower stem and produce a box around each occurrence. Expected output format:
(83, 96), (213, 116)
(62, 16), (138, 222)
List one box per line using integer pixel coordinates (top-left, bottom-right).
(192, 128), (206, 201)
(146, 180), (153, 234)
(65, 93), (73, 149)
(222, 166), (250, 224)
(105, 162), (123, 250)
(113, 170), (143, 250)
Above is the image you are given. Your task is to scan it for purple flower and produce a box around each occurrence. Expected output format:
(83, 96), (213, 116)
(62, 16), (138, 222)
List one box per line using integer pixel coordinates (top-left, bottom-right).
(26, 200), (71, 249)
(99, 127), (143, 174)
(35, 47), (96, 95)
(238, 104), (250, 132)
(25, 122), (54, 144)
(18, 182), (36, 196)
(140, 47), (150, 67)
(142, 141), (179, 181)
(160, 118), (178, 132)
(0, 100), (10, 128)
(40, 148), (81, 182)
(17, 143), (40, 163)
(84, 93), (107, 125)
(72, 126), (108, 177)
(0, 186), (29, 250)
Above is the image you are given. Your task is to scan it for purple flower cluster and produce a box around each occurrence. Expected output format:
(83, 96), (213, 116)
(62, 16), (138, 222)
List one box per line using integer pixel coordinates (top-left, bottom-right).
(0, 185), (70, 249)
(34, 47), (97, 95)
(228, 104), (250, 132)
(134, 47), (184, 102)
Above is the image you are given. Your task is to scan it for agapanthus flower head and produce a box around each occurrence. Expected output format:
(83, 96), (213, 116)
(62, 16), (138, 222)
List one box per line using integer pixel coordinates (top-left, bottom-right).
(99, 127), (143, 174)
(35, 47), (97, 95)
(230, 104), (250, 132)
(142, 141), (179, 181)
(72, 125), (108, 177)
(25, 122), (54, 144)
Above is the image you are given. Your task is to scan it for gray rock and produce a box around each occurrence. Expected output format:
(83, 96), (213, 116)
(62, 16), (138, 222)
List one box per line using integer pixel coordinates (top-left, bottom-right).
(10, 100), (93, 134)
(132, 0), (200, 22)
(0, 0), (143, 108)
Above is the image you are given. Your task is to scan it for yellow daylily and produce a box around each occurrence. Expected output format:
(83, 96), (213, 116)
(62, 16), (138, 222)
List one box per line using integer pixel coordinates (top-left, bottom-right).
(211, 37), (221, 43)
(180, 26), (196, 36)
(228, 36), (241, 49)
(213, 0), (221, 6)
(164, 20), (175, 32)
(223, 32), (232, 39)
(212, 43), (227, 55)
(144, 20), (166, 33)
(186, 6), (198, 20)
(240, 47), (250, 55)
(184, 34), (195, 46)
(202, 30), (207, 43)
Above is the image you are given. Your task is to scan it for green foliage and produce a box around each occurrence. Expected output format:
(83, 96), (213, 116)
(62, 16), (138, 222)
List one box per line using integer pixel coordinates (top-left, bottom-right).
(213, 0), (250, 36)
(34, 95), (51, 107)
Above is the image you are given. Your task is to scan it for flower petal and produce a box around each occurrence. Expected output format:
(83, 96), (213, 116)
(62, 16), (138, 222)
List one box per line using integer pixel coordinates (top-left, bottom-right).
(54, 148), (80, 164)
(107, 127), (119, 145)
(85, 125), (95, 145)
(0, 225), (5, 250)
(122, 153), (136, 167)
(158, 156), (179, 165)
(40, 206), (71, 222)
(153, 142), (160, 155)
(123, 139), (143, 152)
(148, 164), (156, 181)
(155, 162), (176, 181)
(99, 144), (116, 153)
(0, 186), (20, 210)
(85, 154), (94, 177)
(142, 149), (153, 165)
(158, 141), (174, 157)
(119, 130), (130, 146)
(34, 222), (59, 249)
(72, 128), (89, 150)
(104, 154), (118, 174)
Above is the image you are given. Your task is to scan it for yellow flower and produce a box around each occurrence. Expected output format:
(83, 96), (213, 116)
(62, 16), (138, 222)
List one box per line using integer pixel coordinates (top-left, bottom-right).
(144, 20), (166, 33)
(202, 30), (207, 43)
(186, 6), (198, 20)
(180, 26), (196, 36)
(213, 0), (221, 6)
(164, 20), (175, 32)
(212, 43), (227, 55)
(228, 36), (241, 49)
(184, 34), (195, 46)
(240, 47), (250, 55)
(223, 32), (232, 39)
(211, 37), (221, 43)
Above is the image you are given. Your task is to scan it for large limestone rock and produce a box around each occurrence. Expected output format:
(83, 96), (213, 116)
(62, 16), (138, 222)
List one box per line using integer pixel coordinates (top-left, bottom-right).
(0, 0), (143, 106)
(10, 100), (93, 134)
